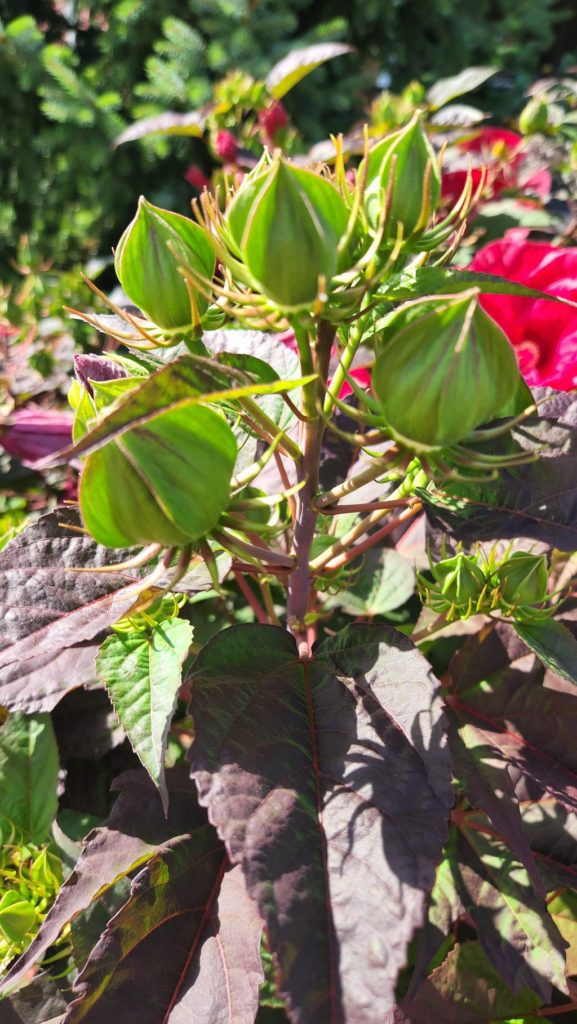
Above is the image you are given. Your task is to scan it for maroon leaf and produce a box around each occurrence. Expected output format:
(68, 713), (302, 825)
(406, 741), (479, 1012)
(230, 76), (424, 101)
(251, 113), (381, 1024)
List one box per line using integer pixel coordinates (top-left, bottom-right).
(64, 850), (262, 1024)
(450, 720), (545, 895)
(0, 768), (203, 994)
(188, 622), (452, 1023)
(448, 620), (529, 695)
(449, 665), (577, 814)
(520, 798), (577, 890)
(0, 510), (143, 711)
(453, 829), (567, 1000)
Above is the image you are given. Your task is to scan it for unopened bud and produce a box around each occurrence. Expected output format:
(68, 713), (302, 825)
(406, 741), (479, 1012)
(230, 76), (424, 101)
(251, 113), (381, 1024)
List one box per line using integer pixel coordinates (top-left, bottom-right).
(364, 111), (441, 237)
(226, 155), (350, 309)
(495, 551), (549, 607)
(519, 95), (549, 135)
(373, 292), (521, 452)
(80, 405), (236, 548)
(114, 197), (215, 330)
(432, 553), (487, 609)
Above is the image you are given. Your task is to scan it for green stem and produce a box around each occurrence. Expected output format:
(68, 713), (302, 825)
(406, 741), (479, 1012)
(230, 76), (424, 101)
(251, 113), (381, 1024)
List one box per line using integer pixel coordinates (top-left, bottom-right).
(240, 397), (302, 461)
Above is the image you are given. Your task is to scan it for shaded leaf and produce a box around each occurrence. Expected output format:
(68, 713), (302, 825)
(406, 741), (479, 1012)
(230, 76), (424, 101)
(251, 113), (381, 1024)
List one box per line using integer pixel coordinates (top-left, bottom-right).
(65, 846), (262, 1024)
(450, 721), (544, 895)
(454, 829), (567, 1000)
(450, 666), (577, 815)
(0, 510), (145, 712)
(96, 618), (193, 808)
(515, 619), (577, 687)
(114, 109), (206, 147)
(0, 713), (58, 844)
(426, 66), (499, 109)
(188, 622), (452, 1022)
(0, 767), (203, 993)
(448, 621), (529, 696)
(323, 547), (415, 617)
(419, 451), (577, 550)
(520, 799), (577, 891)
(266, 43), (353, 100)
(401, 941), (542, 1023)
(408, 831), (465, 996)
(0, 974), (68, 1024)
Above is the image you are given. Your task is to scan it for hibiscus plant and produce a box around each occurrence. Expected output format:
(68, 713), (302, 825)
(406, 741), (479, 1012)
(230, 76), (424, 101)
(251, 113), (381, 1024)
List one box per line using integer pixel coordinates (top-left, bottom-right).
(4, 114), (577, 1023)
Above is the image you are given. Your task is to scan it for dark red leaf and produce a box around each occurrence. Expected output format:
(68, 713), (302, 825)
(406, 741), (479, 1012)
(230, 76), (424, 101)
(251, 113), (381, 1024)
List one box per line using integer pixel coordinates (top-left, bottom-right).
(64, 849), (262, 1024)
(450, 664), (577, 814)
(0, 768), (203, 994)
(0, 510), (142, 711)
(188, 622), (452, 1023)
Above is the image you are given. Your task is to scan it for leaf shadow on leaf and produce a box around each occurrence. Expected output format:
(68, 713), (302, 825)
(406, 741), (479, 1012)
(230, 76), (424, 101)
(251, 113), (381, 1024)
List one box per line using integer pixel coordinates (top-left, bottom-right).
(189, 622), (452, 1023)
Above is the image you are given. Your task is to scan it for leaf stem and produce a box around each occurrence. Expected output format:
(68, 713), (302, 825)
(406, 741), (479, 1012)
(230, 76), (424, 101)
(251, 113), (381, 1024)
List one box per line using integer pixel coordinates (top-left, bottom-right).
(315, 450), (400, 508)
(234, 572), (269, 624)
(239, 397), (302, 461)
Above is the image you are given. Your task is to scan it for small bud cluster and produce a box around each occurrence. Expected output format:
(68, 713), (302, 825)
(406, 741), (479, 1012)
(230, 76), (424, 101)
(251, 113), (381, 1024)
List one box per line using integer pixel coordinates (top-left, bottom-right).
(0, 843), (63, 972)
(418, 547), (553, 622)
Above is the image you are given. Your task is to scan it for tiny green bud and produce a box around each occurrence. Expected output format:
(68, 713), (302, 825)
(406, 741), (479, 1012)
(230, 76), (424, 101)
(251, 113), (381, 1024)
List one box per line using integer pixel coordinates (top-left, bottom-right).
(432, 553), (486, 609)
(518, 95), (549, 135)
(226, 155), (350, 309)
(114, 197), (216, 330)
(373, 292), (522, 452)
(364, 111), (441, 236)
(80, 405), (237, 548)
(495, 552), (549, 607)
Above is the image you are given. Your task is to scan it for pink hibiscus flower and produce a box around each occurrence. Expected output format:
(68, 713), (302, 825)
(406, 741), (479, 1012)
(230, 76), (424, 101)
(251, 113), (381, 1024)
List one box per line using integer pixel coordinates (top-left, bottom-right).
(442, 127), (551, 204)
(470, 235), (577, 391)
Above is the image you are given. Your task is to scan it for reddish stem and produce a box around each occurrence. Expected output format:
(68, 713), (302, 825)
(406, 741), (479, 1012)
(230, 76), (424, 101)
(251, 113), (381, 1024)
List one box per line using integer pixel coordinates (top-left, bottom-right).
(234, 571), (269, 624)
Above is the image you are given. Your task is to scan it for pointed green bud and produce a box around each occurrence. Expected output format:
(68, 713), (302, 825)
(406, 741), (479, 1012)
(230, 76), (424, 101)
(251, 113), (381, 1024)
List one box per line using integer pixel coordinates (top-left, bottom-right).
(80, 405), (237, 548)
(114, 197), (215, 330)
(226, 156), (350, 309)
(431, 552), (487, 609)
(373, 292), (522, 452)
(495, 552), (549, 607)
(364, 111), (441, 236)
(519, 95), (549, 135)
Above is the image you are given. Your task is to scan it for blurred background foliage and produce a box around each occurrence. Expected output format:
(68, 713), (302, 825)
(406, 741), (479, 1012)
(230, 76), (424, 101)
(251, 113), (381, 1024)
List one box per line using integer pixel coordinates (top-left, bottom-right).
(1, 0), (576, 278)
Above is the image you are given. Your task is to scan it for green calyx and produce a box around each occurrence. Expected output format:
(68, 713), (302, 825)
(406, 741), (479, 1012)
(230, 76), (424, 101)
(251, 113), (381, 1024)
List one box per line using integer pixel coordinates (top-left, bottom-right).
(419, 551), (487, 619)
(226, 155), (350, 310)
(372, 291), (522, 453)
(80, 404), (237, 548)
(114, 197), (215, 330)
(364, 111), (441, 238)
(494, 551), (549, 608)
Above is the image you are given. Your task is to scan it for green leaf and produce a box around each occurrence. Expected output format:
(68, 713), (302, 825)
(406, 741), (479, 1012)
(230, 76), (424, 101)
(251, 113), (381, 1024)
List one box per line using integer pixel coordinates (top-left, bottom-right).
(426, 66), (499, 109)
(402, 941), (543, 1022)
(0, 713), (58, 844)
(457, 828), (567, 1000)
(96, 618), (193, 808)
(265, 42), (353, 100)
(324, 547), (415, 616)
(378, 266), (577, 309)
(548, 890), (577, 976)
(515, 618), (577, 687)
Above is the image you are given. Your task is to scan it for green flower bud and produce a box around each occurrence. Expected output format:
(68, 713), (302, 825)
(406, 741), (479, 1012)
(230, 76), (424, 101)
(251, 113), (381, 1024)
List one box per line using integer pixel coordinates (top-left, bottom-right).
(519, 95), (549, 135)
(495, 552), (549, 607)
(431, 552), (487, 609)
(373, 292), (521, 452)
(226, 155), (350, 309)
(364, 111), (441, 236)
(80, 405), (237, 548)
(114, 197), (216, 330)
